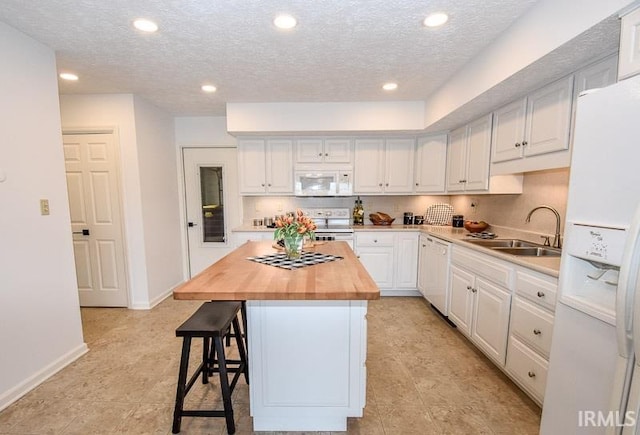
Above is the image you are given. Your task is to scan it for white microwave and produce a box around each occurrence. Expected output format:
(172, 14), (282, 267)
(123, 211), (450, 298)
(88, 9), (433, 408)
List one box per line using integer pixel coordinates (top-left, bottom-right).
(294, 170), (353, 196)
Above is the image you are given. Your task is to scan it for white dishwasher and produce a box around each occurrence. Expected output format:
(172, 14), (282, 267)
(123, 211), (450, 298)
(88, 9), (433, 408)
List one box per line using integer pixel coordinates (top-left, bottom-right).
(418, 234), (451, 316)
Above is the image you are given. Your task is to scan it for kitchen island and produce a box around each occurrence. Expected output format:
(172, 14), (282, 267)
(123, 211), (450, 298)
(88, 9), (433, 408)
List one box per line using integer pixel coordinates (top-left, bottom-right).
(173, 241), (379, 431)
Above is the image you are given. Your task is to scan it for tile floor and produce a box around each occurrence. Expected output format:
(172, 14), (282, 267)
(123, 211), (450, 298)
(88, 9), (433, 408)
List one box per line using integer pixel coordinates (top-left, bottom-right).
(0, 297), (540, 434)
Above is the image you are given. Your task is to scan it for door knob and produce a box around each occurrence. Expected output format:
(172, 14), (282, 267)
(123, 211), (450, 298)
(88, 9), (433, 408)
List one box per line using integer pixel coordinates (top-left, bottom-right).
(188, 222), (197, 227)
(72, 229), (90, 236)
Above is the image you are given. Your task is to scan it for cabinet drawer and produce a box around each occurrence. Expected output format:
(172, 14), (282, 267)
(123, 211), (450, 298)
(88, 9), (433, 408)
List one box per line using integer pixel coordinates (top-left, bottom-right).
(506, 336), (548, 404)
(452, 246), (512, 288)
(516, 270), (558, 311)
(355, 232), (395, 247)
(510, 297), (554, 358)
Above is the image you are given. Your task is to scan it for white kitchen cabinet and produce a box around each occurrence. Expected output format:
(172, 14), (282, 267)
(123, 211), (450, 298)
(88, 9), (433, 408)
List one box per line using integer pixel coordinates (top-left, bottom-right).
(448, 245), (513, 366)
(471, 277), (511, 365)
(354, 138), (414, 194)
(619, 6), (640, 81)
(446, 114), (492, 192)
(417, 234), (450, 315)
(296, 138), (352, 164)
(506, 268), (558, 405)
(238, 139), (293, 194)
(394, 232), (419, 289)
(491, 76), (573, 164)
(491, 98), (527, 163)
(233, 231), (272, 247)
(448, 264), (474, 336)
(524, 75), (574, 157)
(415, 134), (447, 193)
(574, 54), (617, 95)
(355, 231), (418, 294)
(355, 232), (394, 288)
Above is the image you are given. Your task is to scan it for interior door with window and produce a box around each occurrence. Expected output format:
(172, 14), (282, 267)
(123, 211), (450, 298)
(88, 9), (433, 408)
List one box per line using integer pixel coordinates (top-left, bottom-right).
(63, 133), (128, 307)
(183, 148), (241, 276)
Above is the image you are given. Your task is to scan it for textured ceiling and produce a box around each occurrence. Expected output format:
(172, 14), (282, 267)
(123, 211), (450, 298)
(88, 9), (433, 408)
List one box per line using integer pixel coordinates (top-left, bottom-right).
(0, 0), (539, 116)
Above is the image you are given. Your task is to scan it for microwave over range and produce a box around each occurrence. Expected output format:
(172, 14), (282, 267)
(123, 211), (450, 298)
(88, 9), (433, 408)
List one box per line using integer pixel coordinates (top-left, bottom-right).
(294, 170), (353, 196)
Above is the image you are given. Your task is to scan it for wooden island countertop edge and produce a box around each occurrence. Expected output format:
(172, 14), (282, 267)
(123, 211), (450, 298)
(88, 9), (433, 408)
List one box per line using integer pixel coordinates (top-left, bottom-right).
(173, 241), (380, 301)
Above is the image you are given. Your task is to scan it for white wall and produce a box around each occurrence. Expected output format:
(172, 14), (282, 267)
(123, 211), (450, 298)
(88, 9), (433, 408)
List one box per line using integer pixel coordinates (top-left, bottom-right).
(0, 22), (87, 411)
(59, 94), (151, 308)
(133, 96), (183, 306)
(424, 0), (635, 128)
(175, 116), (236, 146)
(226, 101), (426, 134)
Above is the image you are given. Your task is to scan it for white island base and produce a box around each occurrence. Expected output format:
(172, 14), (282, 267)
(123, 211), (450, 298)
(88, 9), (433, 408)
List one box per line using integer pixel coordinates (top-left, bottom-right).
(246, 300), (368, 431)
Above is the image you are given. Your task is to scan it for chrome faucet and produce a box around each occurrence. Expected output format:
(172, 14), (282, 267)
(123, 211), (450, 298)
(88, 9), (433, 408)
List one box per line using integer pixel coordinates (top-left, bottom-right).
(525, 205), (562, 249)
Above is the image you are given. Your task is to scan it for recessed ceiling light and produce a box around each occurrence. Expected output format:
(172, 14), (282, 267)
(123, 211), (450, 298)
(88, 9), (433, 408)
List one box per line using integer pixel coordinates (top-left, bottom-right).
(201, 85), (217, 93)
(59, 73), (79, 81)
(423, 12), (448, 27)
(274, 14), (297, 29)
(133, 18), (158, 33)
(382, 83), (398, 91)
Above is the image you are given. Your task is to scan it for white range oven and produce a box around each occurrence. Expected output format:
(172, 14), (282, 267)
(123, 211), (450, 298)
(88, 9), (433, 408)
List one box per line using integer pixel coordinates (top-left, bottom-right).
(300, 208), (354, 249)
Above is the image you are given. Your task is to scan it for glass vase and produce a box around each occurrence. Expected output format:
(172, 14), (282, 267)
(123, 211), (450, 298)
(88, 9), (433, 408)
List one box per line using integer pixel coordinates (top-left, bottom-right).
(283, 234), (304, 259)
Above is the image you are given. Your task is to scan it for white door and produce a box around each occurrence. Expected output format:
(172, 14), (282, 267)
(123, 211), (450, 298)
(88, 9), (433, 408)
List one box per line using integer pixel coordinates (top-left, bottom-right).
(384, 139), (415, 193)
(415, 134), (447, 193)
(445, 126), (467, 192)
(448, 265), (474, 336)
(63, 133), (128, 307)
(183, 148), (241, 276)
(265, 139), (294, 193)
(324, 139), (352, 163)
(354, 139), (385, 193)
(491, 98), (526, 163)
(464, 114), (492, 191)
(471, 277), (512, 365)
(356, 247), (394, 288)
(237, 139), (266, 194)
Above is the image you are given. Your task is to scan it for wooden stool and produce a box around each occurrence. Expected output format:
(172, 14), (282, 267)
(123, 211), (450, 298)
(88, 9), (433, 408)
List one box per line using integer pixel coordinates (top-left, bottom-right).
(172, 301), (249, 434)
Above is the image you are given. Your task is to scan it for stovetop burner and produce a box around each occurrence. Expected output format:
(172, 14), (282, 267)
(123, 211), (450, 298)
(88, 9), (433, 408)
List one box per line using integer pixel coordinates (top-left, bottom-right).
(466, 231), (497, 239)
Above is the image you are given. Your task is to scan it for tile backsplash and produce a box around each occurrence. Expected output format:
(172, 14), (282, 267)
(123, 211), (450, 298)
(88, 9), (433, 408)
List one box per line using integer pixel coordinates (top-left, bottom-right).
(450, 168), (570, 236)
(241, 167), (570, 235)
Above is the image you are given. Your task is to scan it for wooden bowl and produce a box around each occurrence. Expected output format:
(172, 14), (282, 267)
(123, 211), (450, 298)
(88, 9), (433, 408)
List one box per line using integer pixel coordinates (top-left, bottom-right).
(464, 221), (489, 233)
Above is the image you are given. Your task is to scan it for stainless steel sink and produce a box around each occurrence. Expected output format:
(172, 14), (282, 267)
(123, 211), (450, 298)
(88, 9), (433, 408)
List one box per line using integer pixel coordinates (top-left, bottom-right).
(464, 239), (542, 248)
(491, 247), (562, 257)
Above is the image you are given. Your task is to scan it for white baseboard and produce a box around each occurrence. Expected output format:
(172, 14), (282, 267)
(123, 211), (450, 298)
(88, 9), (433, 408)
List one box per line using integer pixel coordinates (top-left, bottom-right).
(0, 342), (88, 412)
(129, 280), (184, 310)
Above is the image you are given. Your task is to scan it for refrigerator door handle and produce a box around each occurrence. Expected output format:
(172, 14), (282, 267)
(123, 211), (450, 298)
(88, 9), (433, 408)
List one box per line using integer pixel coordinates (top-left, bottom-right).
(622, 203), (640, 358)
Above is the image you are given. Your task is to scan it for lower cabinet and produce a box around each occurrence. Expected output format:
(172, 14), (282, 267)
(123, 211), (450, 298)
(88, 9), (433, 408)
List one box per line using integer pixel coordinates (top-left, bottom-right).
(233, 231), (272, 247)
(505, 269), (558, 405)
(448, 263), (511, 365)
(355, 231), (419, 294)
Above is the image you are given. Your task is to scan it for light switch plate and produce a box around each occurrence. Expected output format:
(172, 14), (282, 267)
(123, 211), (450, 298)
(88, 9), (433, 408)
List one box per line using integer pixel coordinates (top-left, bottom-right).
(40, 199), (50, 215)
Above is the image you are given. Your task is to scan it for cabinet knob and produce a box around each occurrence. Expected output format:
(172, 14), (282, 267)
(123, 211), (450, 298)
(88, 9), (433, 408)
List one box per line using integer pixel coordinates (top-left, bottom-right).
(416, 182), (419, 186)
(522, 141), (528, 147)
(379, 183), (383, 187)
(373, 239), (378, 243)
(515, 142), (521, 148)
(318, 153), (323, 156)
(261, 183), (265, 187)
(422, 244), (426, 247)
(537, 291), (545, 298)
(325, 153), (328, 156)
(528, 371), (536, 378)
(385, 183), (389, 187)
(533, 329), (542, 335)
(471, 288), (477, 293)
(466, 285), (472, 290)
(268, 183), (271, 187)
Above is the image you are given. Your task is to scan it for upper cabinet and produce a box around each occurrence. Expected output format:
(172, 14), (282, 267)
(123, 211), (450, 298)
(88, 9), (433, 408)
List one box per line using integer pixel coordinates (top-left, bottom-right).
(490, 75), (574, 175)
(574, 55), (617, 95)
(238, 138), (293, 195)
(295, 138), (352, 164)
(414, 134), (447, 194)
(619, 6), (640, 81)
(491, 75), (573, 165)
(446, 114), (492, 192)
(354, 138), (414, 194)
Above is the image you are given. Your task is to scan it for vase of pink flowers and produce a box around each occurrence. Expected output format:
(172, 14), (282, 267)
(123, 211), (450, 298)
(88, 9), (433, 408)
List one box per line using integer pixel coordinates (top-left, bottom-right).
(274, 210), (317, 259)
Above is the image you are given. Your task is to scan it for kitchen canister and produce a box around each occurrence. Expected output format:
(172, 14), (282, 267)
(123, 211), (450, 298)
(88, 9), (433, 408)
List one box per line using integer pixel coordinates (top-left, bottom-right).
(452, 215), (464, 227)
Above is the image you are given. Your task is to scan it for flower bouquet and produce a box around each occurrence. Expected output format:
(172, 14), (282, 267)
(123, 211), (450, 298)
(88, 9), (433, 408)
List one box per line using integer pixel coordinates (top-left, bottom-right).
(274, 210), (317, 259)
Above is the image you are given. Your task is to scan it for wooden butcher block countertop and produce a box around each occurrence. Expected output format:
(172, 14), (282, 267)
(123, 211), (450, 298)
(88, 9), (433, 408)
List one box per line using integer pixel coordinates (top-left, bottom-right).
(173, 241), (380, 301)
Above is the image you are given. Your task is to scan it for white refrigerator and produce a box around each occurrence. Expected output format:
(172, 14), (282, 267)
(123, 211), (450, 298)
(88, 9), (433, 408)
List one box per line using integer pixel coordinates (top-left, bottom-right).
(541, 75), (640, 434)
